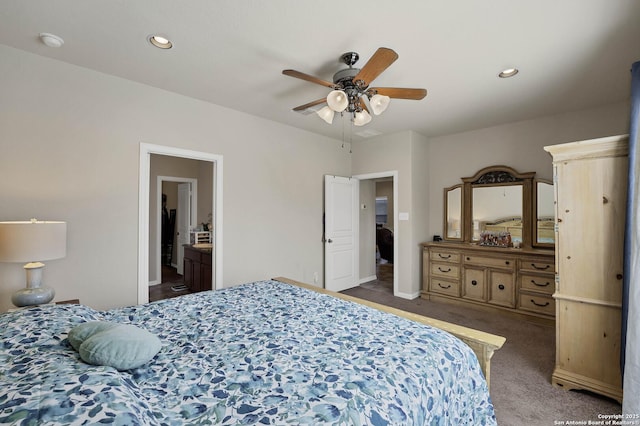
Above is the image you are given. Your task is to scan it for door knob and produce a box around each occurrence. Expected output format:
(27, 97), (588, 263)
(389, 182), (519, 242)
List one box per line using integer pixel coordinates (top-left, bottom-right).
(327, 239), (333, 243)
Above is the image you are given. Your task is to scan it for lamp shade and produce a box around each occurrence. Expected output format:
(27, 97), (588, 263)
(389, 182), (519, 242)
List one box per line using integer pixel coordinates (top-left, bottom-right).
(353, 109), (372, 126)
(0, 220), (67, 263)
(369, 94), (390, 115)
(316, 106), (335, 124)
(326, 90), (349, 112)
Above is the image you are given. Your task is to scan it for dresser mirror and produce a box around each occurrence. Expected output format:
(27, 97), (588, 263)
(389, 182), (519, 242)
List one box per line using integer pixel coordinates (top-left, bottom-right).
(471, 185), (523, 242)
(441, 165), (546, 249)
(443, 184), (463, 240)
(534, 179), (555, 247)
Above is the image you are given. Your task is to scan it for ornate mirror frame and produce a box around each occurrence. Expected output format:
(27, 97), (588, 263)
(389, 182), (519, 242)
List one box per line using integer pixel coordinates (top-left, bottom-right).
(458, 165), (537, 248)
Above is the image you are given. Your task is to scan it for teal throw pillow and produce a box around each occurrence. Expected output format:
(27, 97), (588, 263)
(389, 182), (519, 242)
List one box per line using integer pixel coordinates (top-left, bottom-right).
(68, 321), (119, 352)
(69, 321), (162, 371)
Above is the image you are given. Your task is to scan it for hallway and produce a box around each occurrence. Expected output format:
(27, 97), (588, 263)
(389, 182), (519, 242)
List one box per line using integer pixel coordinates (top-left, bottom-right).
(149, 265), (194, 302)
(359, 262), (393, 295)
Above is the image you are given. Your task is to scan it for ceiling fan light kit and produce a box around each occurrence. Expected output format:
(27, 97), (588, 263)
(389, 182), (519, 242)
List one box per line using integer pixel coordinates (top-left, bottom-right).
(353, 109), (372, 126)
(327, 90), (349, 112)
(283, 47), (427, 127)
(317, 106), (335, 124)
(370, 94), (390, 115)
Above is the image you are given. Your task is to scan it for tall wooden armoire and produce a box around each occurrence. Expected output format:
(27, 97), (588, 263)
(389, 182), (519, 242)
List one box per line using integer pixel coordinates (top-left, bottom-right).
(544, 135), (628, 403)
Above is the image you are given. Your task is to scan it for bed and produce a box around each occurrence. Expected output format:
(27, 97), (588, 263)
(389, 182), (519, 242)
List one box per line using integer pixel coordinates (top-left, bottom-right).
(481, 216), (555, 244)
(0, 278), (504, 425)
(481, 216), (523, 242)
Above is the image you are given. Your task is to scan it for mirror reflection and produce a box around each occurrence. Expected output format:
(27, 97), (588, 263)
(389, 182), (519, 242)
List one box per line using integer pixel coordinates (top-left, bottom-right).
(443, 165), (552, 250)
(536, 181), (555, 245)
(445, 186), (462, 239)
(472, 185), (523, 241)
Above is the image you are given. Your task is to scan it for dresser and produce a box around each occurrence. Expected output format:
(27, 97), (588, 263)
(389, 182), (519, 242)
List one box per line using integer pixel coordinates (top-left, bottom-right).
(422, 242), (555, 321)
(544, 135), (627, 403)
(183, 245), (213, 292)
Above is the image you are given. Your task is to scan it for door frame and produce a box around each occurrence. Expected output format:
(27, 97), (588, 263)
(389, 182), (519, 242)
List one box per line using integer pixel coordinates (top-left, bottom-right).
(138, 143), (223, 304)
(154, 176), (198, 284)
(353, 171), (399, 296)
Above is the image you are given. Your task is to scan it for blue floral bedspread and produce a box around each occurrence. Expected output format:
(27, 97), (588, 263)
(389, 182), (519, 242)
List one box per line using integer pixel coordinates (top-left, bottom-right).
(0, 279), (497, 425)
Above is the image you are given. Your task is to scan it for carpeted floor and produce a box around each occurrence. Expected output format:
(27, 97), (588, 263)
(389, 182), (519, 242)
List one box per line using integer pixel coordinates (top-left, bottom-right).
(342, 282), (622, 425)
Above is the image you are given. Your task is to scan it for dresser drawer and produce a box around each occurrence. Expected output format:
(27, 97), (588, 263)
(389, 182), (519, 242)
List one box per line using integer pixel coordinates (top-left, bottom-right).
(429, 278), (460, 297)
(519, 293), (555, 316)
(519, 258), (554, 274)
(430, 262), (460, 279)
(464, 254), (515, 270)
(488, 270), (516, 307)
(520, 273), (554, 295)
(429, 250), (460, 263)
(462, 268), (485, 301)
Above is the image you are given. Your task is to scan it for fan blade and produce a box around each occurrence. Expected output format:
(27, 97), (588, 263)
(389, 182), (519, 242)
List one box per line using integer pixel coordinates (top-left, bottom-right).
(371, 87), (427, 100)
(292, 98), (327, 112)
(283, 69), (336, 88)
(353, 48), (398, 87)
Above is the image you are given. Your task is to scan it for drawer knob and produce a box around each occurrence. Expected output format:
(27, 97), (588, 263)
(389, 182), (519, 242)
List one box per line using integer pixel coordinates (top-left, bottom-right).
(498, 284), (505, 290)
(438, 254), (451, 259)
(505, 261), (510, 265)
(531, 263), (550, 270)
(438, 283), (451, 289)
(471, 280), (478, 286)
(438, 267), (451, 273)
(531, 299), (550, 307)
(531, 279), (550, 287)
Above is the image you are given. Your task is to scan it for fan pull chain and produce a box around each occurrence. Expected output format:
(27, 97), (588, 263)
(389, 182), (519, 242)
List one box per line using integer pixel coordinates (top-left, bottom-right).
(341, 112), (346, 149)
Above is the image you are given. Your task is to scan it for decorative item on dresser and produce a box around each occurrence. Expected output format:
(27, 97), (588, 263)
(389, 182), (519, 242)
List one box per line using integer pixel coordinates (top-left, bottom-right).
(423, 165), (555, 322)
(545, 134), (627, 403)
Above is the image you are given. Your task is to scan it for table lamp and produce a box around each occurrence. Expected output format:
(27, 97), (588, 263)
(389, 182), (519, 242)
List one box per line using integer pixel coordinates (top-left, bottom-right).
(0, 219), (67, 307)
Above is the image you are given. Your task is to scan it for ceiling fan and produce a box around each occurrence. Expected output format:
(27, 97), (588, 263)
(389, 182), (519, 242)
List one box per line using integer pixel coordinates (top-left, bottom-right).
(283, 47), (427, 126)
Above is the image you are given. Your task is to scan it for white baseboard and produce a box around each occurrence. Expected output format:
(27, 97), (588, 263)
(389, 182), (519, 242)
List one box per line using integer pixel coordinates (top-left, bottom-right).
(359, 275), (377, 285)
(395, 290), (420, 300)
(149, 279), (161, 286)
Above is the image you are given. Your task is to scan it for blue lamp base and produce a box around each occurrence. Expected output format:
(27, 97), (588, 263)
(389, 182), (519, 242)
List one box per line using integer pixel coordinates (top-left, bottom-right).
(12, 286), (55, 307)
(11, 262), (56, 307)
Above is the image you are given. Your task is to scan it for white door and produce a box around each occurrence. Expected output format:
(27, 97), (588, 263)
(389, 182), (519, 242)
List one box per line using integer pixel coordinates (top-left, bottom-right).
(324, 175), (358, 292)
(176, 182), (191, 275)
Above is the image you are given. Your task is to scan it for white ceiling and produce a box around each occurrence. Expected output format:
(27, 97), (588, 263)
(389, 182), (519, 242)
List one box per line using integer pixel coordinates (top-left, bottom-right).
(1, 1), (639, 140)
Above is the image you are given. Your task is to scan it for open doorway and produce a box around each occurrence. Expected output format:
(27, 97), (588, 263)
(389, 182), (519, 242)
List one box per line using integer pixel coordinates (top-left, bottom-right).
(138, 144), (223, 305)
(354, 171), (398, 296)
(150, 177), (199, 301)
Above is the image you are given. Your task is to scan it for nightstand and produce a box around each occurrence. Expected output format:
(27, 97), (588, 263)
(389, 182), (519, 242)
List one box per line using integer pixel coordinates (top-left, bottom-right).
(7, 299), (80, 312)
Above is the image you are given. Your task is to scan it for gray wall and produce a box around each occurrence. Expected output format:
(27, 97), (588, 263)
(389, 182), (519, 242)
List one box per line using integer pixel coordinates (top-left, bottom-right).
(0, 45), (350, 312)
(426, 102), (630, 240)
(0, 43), (631, 312)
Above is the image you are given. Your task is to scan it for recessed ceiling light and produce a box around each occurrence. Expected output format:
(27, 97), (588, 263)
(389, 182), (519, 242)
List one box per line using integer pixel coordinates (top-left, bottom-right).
(39, 33), (64, 48)
(498, 68), (519, 78)
(148, 35), (172, 49)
